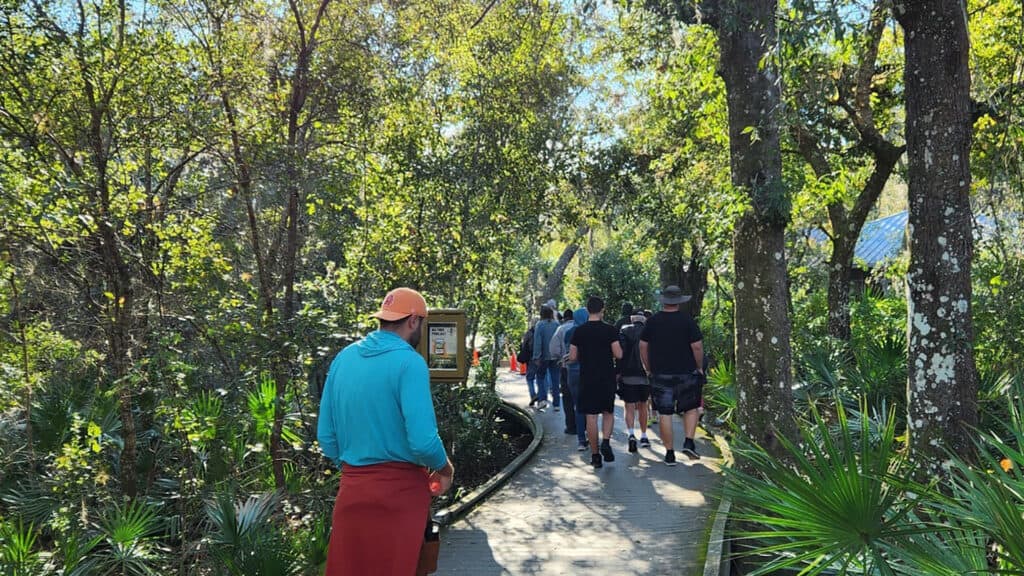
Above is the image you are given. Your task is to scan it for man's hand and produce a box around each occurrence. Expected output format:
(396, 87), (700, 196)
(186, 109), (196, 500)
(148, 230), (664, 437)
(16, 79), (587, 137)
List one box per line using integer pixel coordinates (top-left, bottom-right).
(429, 461), (455, 496)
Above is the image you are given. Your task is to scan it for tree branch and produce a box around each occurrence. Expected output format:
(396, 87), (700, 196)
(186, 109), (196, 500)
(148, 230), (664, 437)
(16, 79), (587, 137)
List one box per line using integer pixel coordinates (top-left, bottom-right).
(471, 0), (500, 29)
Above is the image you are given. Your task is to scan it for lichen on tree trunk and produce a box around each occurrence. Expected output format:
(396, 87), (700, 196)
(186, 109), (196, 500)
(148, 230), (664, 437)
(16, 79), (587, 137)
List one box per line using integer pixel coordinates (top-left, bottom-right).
(895, 0), (979, 471)
(716, 0), (796, 461)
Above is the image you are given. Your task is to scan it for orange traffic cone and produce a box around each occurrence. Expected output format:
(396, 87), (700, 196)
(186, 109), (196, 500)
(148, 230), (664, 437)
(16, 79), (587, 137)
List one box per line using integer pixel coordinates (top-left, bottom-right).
(509, 354), (519, 372)
(472, 349), (480, 367)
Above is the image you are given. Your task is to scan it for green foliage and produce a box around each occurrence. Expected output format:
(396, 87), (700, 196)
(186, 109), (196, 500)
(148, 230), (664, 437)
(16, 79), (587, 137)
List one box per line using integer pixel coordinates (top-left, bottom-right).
(726, 401), (912, 575)
(432, 382), (523, 500)
(704, 360), (736, 426)
(726, 391), (1024, 575)
(61, 501), (168, 576)
(205, 491), (300, 576)
(932, 400), (1024, 571)
(578, 245), (656, 318)
(0, 519), (41, 575)
(974, 247), (1024, 374)
(978, 369), (1024, 439)
(787, 289), (908, 418)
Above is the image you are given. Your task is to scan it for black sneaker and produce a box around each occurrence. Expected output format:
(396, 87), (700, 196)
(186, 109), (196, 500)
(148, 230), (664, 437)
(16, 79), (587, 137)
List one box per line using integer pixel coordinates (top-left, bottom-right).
(628, 435), (638, 453)
(600, 439), (615, 462)
(577, 443), (588, 452)
(529, 397), (538, 407)
(681, 441), (700, 460)
(554, 405), (561, 412)
(665, 450), (677, 466)
(640, 437), (651, 449)
(591, 453), (603, 468)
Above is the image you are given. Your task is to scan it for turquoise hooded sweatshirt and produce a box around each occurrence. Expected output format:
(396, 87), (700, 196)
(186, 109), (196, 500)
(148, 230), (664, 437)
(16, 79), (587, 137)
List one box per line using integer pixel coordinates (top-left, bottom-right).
(317, 330), (448, 470)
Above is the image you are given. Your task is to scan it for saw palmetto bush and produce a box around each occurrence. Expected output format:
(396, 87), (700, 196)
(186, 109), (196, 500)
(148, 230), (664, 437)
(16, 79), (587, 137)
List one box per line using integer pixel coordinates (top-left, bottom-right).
(704, 360), (737, 427)
(724, 400), (919, 575)
(724, 396), (1024, 575)
(925, 402), (1024, 572)
(204, 490), (302, 576)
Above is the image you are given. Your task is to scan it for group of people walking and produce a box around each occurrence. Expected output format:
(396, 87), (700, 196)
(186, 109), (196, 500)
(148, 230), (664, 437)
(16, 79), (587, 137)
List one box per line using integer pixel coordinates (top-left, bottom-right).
(314, 284), (709, 574)
(518, 285), (706, 468)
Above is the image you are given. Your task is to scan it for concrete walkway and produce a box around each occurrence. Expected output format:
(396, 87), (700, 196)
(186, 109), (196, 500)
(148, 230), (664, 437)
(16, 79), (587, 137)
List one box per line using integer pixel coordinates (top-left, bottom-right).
(436, 371), (724, 575)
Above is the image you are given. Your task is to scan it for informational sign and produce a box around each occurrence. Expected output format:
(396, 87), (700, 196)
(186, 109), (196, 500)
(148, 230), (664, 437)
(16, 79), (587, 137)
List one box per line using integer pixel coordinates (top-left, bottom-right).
(428, 323), (458, 369)
(416, 309), (468, 382)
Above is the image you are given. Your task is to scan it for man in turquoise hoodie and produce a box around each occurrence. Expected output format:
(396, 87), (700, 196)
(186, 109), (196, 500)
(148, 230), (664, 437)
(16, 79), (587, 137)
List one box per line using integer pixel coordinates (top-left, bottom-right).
(318, 287), (454, 576)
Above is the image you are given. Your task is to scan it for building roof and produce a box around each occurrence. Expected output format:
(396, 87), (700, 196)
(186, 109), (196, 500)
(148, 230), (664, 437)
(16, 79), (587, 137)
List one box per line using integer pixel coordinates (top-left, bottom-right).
(806, 210), (995, 269)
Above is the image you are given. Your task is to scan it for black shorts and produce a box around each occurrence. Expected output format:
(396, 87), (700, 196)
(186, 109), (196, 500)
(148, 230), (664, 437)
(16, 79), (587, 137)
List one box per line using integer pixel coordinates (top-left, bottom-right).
(651, 373), (703, 415)
(579, 377), (616, 415)
(617, 379), (650, 403)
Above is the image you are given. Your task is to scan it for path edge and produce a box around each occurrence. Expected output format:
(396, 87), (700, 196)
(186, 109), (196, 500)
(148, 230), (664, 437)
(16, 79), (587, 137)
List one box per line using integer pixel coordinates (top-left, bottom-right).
(433, 400), (544, 526)
(702, 427), (734, 576)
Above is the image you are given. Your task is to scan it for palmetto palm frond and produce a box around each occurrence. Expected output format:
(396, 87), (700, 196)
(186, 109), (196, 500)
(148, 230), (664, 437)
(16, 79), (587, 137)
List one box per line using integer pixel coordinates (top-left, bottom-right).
(881, 518), (991, 576)
(922, 396), (1024, 572)
(1, 484), (59, 526)
(795, 343), (850, 398)
(59, 530), (104, 576)
(705, 360), (736, 425)
(724, 399), (921, 576)
(246, 374), (302, 447)
(978, 369), (1024, 440)
(207, 490), (281, 548)
(85, 500), (166, 576)
(0, 519), (42, 574)
(205, 490), (299, 576)
(847, 332), (906, 408)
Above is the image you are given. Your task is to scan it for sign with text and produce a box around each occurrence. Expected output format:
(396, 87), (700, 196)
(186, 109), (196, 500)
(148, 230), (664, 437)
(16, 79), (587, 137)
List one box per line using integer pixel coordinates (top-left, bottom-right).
(416, 309), (467, 381)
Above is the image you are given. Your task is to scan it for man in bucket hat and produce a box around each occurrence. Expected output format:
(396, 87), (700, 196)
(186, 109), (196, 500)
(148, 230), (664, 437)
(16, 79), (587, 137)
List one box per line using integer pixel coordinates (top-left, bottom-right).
(318, 287), (454, 575)
(639, 285), (705, 465)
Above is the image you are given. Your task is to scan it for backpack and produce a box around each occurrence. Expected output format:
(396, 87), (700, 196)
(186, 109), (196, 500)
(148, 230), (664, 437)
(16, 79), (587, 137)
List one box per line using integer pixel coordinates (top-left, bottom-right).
(516, 327), (534, 363)
(619, 324), (645, 377)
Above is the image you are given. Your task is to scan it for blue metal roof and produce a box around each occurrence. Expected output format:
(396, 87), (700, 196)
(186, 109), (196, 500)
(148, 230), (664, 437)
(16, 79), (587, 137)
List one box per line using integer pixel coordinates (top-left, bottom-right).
(853, 211), (907, 267)
(806, 210), (995, 269)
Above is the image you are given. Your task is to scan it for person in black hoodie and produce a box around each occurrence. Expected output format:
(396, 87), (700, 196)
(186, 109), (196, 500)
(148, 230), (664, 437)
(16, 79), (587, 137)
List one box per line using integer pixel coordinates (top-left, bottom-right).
(618, 314), (651, 453)
(613, 301), (634, 331)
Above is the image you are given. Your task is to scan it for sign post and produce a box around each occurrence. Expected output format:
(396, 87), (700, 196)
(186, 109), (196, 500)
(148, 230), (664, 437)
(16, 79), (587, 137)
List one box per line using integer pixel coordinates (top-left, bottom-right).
(416, 309), (468, 382)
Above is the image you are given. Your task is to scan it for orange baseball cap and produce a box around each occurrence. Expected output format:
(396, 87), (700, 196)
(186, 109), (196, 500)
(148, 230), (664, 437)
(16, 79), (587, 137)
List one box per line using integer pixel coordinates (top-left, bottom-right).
(371, 287), (428, 321)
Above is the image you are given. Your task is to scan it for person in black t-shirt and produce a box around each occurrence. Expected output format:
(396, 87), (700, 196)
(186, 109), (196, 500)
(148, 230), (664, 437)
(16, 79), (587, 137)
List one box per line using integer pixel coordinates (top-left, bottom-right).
(618, 314), (651, 453)
(569, 296), (623, 469)
(639, 285), (705, 466)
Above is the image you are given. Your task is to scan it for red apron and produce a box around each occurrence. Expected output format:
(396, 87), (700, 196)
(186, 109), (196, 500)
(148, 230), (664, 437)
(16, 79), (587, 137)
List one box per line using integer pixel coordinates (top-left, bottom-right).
(325, 462), (431, 576)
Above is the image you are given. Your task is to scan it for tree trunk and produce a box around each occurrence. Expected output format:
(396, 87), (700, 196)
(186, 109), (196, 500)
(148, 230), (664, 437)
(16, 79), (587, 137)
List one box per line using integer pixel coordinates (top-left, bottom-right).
(716, 0), (796, 459)
(97, 212), (138, 498)
(271, 0), (331, 490)
(535, 225), (588, 312)
(895, 0), (978, 470)
(827, 234), (855, 342)
(9, 273), (33, 460)
(83, 39), (139, 495)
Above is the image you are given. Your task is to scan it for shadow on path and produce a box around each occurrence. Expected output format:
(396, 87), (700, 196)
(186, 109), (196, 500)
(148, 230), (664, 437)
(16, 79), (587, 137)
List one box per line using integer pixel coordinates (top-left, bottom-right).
(436, 371), (724, 576)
